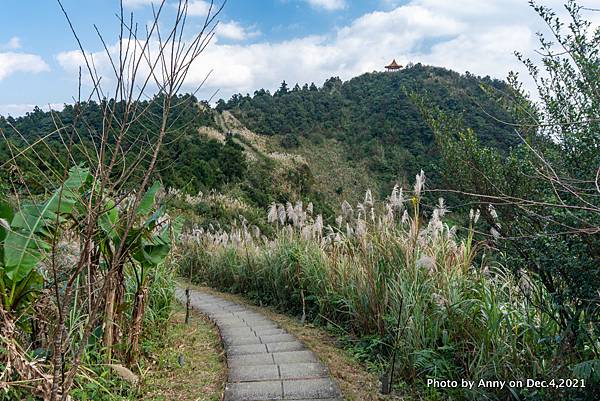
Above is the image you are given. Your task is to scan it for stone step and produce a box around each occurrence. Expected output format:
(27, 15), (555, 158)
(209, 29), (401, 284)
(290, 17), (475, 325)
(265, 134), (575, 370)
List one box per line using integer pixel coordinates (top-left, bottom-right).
(175, 287), (345, 401)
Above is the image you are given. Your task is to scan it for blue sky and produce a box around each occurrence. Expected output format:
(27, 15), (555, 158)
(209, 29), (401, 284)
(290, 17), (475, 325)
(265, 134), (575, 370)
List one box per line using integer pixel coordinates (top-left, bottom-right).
(0, 0), (598, 116)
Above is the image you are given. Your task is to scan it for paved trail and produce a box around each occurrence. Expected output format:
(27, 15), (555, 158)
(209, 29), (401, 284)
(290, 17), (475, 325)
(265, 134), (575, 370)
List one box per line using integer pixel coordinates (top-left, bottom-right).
(176, 287), (344, 401)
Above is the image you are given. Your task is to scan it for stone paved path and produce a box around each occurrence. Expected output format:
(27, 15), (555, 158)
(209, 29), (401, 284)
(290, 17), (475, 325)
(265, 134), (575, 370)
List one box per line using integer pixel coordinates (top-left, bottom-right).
(176, 287), (344, 401)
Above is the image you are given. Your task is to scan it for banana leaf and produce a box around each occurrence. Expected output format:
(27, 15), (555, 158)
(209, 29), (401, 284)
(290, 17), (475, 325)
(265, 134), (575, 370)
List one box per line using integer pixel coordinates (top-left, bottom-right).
(3, 165), (90, 282)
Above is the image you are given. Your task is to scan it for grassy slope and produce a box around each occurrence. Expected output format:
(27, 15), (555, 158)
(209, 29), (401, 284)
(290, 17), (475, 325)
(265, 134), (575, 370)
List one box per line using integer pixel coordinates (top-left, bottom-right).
(218, 108), (378, 206)
(140, 302), (225, 401)
(201, 110), (377, 212)
(283, 136), (377, 207)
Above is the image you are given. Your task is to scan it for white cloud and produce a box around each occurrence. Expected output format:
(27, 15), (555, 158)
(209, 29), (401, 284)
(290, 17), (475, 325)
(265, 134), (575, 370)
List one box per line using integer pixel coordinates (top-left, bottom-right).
(56, 44), (143, 88)
(1, 37), (22, 50)
(305, 0), (346, 11)
(122, 0), (157, 8)
(182, 1), (533, 97)
(56, 50), (87, 77)
(57, 0), (600, 102)
(123, 0), (220, 16)
(216, 21), (260, 41)
(0, 103), (63, 117)
(187, 0), (211, 16)
(0, 52), (50, 81)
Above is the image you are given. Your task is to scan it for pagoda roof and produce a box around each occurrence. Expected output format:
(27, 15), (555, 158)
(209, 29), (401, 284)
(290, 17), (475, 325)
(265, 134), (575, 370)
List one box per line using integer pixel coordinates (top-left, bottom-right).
(385, 59), (402, 69)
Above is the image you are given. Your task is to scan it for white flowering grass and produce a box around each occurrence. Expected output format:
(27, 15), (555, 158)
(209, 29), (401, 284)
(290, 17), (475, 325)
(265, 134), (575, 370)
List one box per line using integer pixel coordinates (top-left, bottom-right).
(180, 172), (561, 399)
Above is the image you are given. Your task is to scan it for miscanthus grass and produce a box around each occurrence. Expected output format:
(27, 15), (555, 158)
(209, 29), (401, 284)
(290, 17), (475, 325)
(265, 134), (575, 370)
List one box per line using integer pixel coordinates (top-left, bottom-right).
(180, 171), (567, 400)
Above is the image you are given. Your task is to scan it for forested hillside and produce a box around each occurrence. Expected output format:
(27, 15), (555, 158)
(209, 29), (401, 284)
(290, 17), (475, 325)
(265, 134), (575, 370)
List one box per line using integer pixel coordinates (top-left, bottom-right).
(0, 95), (323, 234)
(219, 64), (517, 195)
(0, 95), (247, 194)
(2, 65), (519, 225)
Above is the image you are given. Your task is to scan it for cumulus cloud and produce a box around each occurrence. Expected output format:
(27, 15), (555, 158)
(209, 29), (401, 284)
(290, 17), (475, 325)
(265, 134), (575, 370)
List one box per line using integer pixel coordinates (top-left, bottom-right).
(184, 0), (537, 97)
(0, 52), (50, 81)
(216, 21), (260, 41)
(57, 0), (600, 101)
(187, 0), (212, 16)
(56, 45), (143, 89)
(305, 0), (346, 11)
(1, 37), (22, 50)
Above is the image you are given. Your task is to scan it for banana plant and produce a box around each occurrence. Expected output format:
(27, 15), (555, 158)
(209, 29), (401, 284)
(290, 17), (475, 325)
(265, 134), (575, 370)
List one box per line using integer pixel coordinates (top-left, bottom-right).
(1, 168), (182, 365)
(127, 183), (183, 363)
(1, 165), (90, 315)
(95, 181), (183, 363)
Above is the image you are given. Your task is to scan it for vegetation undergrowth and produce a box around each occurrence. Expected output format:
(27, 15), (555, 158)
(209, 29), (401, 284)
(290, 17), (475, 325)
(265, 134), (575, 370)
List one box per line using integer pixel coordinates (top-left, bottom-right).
(139, 299), (225, 401)
(0, 1), (215, 398)
(179, 172), (594, 400)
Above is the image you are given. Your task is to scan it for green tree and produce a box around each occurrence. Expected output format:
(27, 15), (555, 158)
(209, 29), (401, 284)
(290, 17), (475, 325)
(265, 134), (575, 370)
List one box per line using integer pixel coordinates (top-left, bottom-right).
(275, 80), (289, 96)
(423, 2), (600, 393)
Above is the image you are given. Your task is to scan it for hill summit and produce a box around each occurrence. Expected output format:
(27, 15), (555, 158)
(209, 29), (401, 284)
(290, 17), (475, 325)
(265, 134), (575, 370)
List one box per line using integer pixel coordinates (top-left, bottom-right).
(217, 63), (516, 201)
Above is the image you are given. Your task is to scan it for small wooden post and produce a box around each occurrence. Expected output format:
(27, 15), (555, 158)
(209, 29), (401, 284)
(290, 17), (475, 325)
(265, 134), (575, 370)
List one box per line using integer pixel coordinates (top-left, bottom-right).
(184, 287), (191, 324)
(380, 371), (391, 394)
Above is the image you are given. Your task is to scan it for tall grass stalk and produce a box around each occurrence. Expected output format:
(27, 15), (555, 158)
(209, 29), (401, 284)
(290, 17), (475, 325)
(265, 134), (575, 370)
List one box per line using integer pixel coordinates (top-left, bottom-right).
(180, 173), (571, 400)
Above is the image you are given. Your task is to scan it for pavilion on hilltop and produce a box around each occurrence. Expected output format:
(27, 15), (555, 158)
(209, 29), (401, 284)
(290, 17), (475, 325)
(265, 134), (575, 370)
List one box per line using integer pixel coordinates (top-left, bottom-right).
(385, 59), (402, 71)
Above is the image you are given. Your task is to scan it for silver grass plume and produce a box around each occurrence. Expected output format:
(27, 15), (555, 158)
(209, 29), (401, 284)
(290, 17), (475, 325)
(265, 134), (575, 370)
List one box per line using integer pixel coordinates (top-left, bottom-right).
(391, 184), (399, 202)
(335, 215), (343, 227)
(356, 202), (365, 220)
(301, 226), (312, 240)
(267, 202), (278, 224)
(356, 218), (367, 238)
(390, 185), (404, 211)
(334, 232), (342, 244)
(341, 200), (353, 218)
(401, 210), (409, 224)
(232, 231), (242, 247)
(384, 203), (394, 225)
(416, 255), (436, 273)
(488, 204), (501, 230)
(220, 232), (229, 245)
(324, 225), (336, 245)
(488, 204), (498, 219)
(364, 189), (373, 207)
(295, 200), (303, 212)
(414, 170), (425, 197)
(277, 204), (286, 225)
(307, 202), (314, 215)
(314, 214), (324, 238)
(286, 202), (295, 224)
(449, 225), (457, 237)
(437, 198), (447, 217)
(427, 209), (443, 239)
(294, 201), (306, 227)
(346, 223), (354, 237)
